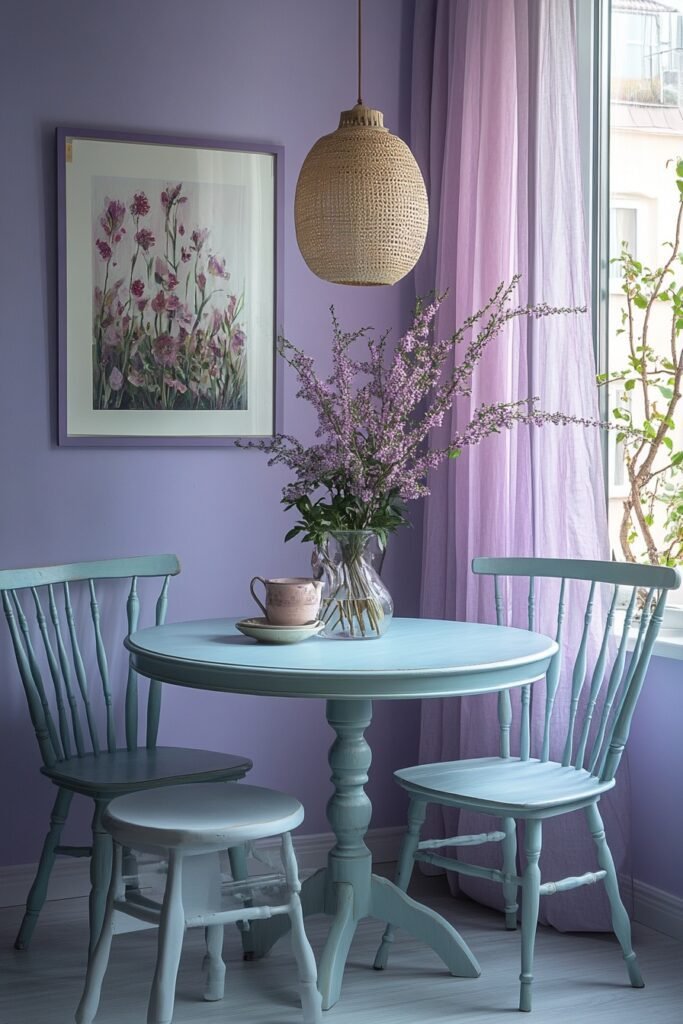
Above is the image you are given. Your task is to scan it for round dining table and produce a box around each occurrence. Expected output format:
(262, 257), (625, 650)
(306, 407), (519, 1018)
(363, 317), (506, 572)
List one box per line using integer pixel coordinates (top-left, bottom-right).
(125, 616), (557, 1010)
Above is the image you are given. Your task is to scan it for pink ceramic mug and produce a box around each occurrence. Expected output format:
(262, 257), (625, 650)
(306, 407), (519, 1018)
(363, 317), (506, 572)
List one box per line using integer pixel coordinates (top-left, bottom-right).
(249, 576), (323, 626)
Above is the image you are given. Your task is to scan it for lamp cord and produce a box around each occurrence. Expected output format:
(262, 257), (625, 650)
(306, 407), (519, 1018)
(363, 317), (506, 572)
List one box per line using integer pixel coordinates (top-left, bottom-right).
(357, 0), (363, 104)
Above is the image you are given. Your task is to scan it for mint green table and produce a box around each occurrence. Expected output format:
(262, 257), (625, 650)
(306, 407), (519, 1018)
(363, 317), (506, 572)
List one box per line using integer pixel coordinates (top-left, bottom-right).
(125, 617), (557, 1010)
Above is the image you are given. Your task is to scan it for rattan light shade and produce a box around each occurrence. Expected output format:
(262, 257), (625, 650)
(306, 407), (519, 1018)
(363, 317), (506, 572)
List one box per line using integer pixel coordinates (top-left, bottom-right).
(294, 104), (429, 286)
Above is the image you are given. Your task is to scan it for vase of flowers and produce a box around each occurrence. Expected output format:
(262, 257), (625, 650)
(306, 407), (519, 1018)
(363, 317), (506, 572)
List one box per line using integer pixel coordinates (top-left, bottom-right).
(241, 277), (598, 639)
(312, 530), (393, 639)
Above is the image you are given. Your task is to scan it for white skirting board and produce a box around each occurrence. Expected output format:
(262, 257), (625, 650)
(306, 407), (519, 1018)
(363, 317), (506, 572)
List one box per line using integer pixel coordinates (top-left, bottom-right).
(1, 830), (681, 942)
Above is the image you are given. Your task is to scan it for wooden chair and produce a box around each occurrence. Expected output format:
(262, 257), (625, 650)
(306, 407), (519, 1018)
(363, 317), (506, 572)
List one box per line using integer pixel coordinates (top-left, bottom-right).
(0, 555), (253, 955)
(76, 781), (322, 1024)
(373, 557), (680, 1012)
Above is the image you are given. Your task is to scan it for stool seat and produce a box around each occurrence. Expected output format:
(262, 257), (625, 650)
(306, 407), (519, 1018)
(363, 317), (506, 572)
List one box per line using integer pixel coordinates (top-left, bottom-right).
(104, 782), (305, 851)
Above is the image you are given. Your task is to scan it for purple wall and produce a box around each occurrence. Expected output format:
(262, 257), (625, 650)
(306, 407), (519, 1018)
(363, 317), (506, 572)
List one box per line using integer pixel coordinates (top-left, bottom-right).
(627, 654), (683, 900)
(0, 0), (421, 867)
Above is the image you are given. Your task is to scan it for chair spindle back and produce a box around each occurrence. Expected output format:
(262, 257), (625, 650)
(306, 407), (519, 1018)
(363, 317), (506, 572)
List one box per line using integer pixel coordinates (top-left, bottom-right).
(472, 557), (679, 781)
(0, 555), (180, 766)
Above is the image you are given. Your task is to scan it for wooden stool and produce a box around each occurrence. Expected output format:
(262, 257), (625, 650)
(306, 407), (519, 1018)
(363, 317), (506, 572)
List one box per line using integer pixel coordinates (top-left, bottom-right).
(75, 782), (322, 1024)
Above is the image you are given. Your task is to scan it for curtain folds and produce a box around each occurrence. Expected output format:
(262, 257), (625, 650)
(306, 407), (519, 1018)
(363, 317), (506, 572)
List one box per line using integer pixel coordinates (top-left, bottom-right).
(413, 0), (626, 931)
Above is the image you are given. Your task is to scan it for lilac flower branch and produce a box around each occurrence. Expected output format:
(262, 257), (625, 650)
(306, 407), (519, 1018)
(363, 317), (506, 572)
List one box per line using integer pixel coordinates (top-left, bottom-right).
(240, 278), (602, 548)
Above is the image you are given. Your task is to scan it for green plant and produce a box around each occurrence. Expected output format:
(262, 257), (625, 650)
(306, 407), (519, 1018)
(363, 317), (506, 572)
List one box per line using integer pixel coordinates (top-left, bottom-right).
(599, 159), (683, 566)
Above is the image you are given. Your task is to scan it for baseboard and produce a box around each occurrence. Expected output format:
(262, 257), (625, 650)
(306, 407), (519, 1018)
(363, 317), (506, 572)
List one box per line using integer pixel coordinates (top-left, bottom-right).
(0, 826), (406, 910)
(621, 875), (683, 942)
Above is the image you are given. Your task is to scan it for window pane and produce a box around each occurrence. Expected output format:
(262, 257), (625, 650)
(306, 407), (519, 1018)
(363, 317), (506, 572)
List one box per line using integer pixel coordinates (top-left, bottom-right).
(608, 0), (683, 565)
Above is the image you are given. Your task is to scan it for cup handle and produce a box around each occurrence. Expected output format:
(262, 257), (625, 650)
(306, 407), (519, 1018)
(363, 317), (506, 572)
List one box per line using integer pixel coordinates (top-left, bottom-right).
(249, 576), (268, 617)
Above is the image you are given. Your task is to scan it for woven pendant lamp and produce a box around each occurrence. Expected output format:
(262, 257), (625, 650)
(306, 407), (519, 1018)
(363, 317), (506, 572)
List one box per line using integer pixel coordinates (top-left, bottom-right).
(294, 0), (428, 286)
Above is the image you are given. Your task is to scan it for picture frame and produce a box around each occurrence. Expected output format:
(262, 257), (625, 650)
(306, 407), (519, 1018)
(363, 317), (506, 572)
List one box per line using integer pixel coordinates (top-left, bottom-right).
(57, 127), (283, 446)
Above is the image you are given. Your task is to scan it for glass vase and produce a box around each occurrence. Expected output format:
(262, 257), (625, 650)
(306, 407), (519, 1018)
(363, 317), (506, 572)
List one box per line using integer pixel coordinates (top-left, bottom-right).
(312, 530), (393, 639)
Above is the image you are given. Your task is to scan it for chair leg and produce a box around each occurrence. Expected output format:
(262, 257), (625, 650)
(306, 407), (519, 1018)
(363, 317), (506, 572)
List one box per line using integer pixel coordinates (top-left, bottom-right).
(147, 849), (186, 1024)
(519, 818), (543, 1012)
(15, 787), (73, 950)
(228, 844), (255, 959)
(374, 797), (427, 970)
(502, 816), (519, 930)
(203, 924), (226, 1002)
(586, 803), (644, 989)
(76, 843), (122, 1024)
(281, 833), (322, 1024)
(89, 799), (113, 959)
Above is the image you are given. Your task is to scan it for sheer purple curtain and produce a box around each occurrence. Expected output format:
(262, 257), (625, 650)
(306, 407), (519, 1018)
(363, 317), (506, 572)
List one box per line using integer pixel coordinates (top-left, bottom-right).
(413, 0), (627, 930)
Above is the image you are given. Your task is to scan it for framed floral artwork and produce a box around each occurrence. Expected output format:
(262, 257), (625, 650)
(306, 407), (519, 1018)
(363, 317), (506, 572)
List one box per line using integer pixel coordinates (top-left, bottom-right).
(57, 127), (283, 445)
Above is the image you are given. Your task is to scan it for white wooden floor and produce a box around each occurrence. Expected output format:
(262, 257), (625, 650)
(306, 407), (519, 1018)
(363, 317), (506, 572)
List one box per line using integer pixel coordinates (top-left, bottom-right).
(1, 869), (681, 1024)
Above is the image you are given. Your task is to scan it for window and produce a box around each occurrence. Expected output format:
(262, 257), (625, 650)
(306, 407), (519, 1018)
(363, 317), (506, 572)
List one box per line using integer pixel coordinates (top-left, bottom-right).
(608, 205), (638, 285)
(605, 0), (683, 565)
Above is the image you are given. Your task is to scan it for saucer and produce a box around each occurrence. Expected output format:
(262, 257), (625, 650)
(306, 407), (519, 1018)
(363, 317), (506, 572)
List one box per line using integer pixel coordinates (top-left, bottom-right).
(235, 617), (324, 644)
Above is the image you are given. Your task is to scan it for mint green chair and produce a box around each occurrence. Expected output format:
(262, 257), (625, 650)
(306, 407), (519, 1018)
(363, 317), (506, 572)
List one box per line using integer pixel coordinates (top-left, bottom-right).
(0, 555), (253, 955)
(374, 557), (680, 1012)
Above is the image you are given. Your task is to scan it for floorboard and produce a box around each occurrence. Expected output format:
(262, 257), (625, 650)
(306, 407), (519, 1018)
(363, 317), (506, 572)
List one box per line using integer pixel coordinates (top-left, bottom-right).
(0, 868), (680, 1023)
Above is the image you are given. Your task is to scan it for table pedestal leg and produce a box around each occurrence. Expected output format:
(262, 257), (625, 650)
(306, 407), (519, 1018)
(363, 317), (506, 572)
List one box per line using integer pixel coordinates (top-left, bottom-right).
(249, 697), (479, 1010)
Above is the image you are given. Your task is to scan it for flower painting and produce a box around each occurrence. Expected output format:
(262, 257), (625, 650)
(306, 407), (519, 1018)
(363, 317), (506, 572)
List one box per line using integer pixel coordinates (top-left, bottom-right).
(59, 129), (280, 445)
(92, 182), (247, 412)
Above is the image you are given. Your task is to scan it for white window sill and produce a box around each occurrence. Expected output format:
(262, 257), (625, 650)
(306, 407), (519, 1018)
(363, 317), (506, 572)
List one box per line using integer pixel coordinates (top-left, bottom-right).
(615, 607), (683, 662)
(632, 631), (683, 662)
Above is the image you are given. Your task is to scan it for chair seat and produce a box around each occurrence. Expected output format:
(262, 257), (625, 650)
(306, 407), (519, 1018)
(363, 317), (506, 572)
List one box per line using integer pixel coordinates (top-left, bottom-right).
(41, 746), (253, 798)
(103, 781), (304, 851)
(395, 757), (616, 815)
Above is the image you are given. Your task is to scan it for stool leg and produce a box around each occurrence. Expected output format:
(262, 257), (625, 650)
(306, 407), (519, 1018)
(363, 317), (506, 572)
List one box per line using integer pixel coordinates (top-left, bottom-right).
(76, 843), (122, 1024)
(228, 845), (255, 959)
(148, 849), (186, 1024)
(282, 833), (322, 1024)
(203, 924), (226, 1002)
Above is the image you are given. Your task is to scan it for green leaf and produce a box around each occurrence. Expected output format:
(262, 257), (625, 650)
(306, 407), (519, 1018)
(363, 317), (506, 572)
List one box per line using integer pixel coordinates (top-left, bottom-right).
(625, 378), (636, 391)
(659, 386), (675, 399)
(448, 448), (461, 459)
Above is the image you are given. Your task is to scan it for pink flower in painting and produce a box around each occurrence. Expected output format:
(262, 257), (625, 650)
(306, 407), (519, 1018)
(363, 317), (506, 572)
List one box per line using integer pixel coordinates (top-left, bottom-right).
(109, 366), (124, 391)
(181, 247), (191, 263)
(154, 256), (179, 291)
(135, 227), (155, 251)
(103, 325), (122, 348)
(191, 228), (209, 252)
(211, 308), (223, 333)
(151, 290), (166, 314)
(161, 183), (185, 209)
(179, 224), (185, 236)
(208, 254), (230, 279)
(128, 369), (144, 387)
(197, 272), (206, 292)
(227, 294), (237, 319)
(153, 333), (181, 367)
(231, 328), (246, 353)
(131, 278), (145, 298)
(136, 298), (148, 313)
(129, 192), (150, 218)
(165, 294), (181, 312)
(100, 198), (126, 238)
(164, 377), (188, 394)
(96, 239), (112, 261)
